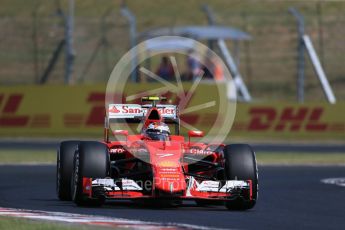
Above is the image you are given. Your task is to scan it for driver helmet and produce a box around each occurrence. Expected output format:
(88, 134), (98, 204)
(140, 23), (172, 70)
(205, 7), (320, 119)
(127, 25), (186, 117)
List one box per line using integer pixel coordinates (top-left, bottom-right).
(144, 122), (170, 141)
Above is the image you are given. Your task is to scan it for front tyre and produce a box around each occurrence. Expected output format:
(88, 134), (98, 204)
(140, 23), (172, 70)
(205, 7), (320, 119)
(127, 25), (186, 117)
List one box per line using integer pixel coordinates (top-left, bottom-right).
(223, 144), (258, 210)
(56, 141), (79, 201)
(71, 141), (110, 206)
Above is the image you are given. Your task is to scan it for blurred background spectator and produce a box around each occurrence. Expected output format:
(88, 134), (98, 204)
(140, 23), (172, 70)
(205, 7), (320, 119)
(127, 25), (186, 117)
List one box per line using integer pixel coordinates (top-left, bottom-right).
(155, 56), (174, 81)
(186, 50), (202, 81)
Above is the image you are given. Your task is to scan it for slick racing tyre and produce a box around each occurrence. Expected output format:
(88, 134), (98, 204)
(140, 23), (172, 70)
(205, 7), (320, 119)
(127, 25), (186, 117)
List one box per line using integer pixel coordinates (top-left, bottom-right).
(71, 141), (110, 206)
(56, 141), (80, 201)
(223, 144), (258, 210)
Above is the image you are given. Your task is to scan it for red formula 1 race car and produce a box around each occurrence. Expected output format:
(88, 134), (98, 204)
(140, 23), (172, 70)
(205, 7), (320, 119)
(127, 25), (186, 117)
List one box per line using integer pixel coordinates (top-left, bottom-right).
(56, 97), (258, 210)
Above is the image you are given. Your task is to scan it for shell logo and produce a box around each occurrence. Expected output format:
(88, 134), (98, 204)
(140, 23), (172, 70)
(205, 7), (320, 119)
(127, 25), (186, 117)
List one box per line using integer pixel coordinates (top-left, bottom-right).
(157, 161), (178, 167)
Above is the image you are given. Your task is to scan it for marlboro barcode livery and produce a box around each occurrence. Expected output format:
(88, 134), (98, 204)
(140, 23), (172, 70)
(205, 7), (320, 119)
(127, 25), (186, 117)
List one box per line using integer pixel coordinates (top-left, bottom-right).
(56, 96), (258, 210)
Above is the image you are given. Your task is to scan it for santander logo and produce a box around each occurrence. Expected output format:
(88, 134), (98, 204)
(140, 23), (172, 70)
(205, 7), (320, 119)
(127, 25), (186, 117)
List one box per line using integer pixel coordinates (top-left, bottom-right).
(109, 105), (175, 115)
(109, 106), (121, 113)
(157, 108), (175, 115)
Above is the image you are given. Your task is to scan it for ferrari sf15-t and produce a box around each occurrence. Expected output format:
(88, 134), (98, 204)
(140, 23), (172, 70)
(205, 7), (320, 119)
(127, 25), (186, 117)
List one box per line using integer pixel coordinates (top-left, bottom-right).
(56, 97), (258, 210)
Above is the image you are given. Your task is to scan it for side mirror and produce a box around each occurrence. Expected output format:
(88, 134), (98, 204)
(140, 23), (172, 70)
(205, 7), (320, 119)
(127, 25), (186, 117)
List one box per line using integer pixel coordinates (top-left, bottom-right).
(113, 130), (128, 142)
(113, 130), (128, 136)
(188, 130), (204, 138)
(188, 130), (204, 146)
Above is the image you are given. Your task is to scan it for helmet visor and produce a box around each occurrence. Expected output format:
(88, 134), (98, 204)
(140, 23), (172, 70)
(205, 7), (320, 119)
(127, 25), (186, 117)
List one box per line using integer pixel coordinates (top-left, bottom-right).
(146, 129), (169, 141)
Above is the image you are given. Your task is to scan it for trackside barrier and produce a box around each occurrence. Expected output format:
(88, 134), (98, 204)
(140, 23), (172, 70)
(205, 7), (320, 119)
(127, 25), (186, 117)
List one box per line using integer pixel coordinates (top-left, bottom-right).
(0, 85), (344, 140)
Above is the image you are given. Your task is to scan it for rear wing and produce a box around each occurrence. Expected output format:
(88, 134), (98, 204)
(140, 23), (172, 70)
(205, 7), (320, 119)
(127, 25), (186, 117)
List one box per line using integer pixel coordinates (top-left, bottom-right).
(104, 100), (180, 142)
(107, 104), (178, 123)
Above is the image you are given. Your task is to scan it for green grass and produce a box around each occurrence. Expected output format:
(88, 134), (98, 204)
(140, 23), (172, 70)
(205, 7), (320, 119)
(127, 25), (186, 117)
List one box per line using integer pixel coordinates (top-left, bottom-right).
(0, 149), (344, 165)
(0, 150), (56, 164)
(256, 152), (345, 165)
(0, 216), (103, 230)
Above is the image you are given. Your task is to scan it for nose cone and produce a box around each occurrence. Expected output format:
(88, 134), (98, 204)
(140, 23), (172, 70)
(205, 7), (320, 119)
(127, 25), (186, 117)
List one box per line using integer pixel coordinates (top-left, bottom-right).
(154, 164), (186, 195)
(147, 142), (186, 195)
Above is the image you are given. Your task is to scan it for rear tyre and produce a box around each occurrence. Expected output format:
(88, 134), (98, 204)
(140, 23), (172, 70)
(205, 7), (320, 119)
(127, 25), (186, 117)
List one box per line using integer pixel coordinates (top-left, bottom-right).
(223, 144), (258, 210)
(71, 141), (110, 206)
(56, 141), (79, 201)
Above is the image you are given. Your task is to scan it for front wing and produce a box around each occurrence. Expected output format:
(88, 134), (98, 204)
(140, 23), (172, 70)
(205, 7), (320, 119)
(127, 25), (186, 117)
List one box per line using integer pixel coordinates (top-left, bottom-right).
(81, 177), (253, 201)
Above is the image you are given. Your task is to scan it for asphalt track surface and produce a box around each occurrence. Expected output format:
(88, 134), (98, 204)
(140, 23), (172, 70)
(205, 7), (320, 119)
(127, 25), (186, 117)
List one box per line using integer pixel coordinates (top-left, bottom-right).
(0, 165), (344, 230)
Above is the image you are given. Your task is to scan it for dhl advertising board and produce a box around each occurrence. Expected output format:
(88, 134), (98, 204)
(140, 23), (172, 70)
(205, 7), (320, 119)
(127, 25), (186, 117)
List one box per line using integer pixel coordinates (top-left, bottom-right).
(0, 84), (344, 140)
